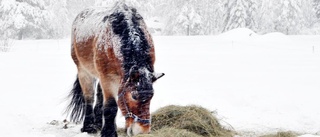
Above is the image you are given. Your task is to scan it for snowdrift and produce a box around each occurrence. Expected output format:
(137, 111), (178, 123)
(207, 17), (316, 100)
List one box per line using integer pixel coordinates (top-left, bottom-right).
(220, 28), (258, 37)
(219, 28), (258, 41)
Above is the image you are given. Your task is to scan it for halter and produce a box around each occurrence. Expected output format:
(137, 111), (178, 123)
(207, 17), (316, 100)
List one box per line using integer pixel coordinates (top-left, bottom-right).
(118, 79), (151, 124)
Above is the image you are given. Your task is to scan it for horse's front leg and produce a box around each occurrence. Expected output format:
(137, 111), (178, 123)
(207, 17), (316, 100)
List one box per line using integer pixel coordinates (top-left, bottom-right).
(100, 77), (119, 137)
(102, 97), (118, 137)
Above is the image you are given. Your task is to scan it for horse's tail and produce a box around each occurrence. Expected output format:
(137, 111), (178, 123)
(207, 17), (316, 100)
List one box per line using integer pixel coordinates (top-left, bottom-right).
(65, 76), (85, 123)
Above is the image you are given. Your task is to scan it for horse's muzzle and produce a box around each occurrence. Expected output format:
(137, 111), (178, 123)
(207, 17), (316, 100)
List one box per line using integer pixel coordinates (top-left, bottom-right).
(127, 122), (150, 136)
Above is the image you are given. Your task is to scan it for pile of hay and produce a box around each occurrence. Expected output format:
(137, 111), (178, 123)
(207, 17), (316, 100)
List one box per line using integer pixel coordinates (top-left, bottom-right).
(136, 105), (234, 137)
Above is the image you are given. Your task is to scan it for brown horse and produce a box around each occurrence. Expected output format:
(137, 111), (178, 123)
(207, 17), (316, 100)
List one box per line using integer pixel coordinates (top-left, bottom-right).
(65, 2), (164, 137)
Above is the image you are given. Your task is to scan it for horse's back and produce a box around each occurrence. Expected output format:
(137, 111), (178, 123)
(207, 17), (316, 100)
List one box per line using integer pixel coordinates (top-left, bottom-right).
(71, 2), (155, 78)
(72, 6), (113, 43)
(71, 6), (115, 76)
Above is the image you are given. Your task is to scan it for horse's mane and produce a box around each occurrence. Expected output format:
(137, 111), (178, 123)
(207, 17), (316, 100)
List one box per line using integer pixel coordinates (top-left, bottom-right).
(109, 3), (153, 79)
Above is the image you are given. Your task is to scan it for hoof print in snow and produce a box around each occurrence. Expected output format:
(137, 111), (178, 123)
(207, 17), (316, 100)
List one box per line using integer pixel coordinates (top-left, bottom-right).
(48, 119), (70, 129)
(63, 124), (68, 129)
(48, 120), (59, 125)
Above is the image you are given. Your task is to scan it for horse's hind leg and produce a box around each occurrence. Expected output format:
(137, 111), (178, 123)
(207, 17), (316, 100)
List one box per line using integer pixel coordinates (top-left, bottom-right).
(93, 82), (103, 130)
(78, 71), (97, 133)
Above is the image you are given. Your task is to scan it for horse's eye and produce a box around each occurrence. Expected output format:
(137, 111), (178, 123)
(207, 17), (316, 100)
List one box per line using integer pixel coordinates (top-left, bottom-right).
(131, 91), (138, 100)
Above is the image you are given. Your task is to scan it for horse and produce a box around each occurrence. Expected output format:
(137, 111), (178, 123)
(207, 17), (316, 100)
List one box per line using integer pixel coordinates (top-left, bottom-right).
(65, 2), (164, 137)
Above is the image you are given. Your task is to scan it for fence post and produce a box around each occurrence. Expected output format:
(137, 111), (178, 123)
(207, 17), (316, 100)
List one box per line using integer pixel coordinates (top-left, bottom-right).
(313, 46), (315, 53)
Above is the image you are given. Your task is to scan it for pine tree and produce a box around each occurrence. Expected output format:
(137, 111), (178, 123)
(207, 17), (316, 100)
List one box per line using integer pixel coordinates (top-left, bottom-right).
(177, 0), (202, 35)
(0, 0), (16, 39)
(301, 0), (317, 28)
(223, 0), (257, 32)
(0, 0), (51, 39)
(161, 0), (202, 35)
(245, 0), (257, 31)
(314, 0), (320, 18)
(273, 0), (304, 34)
(47, 0), (69, 38)
(254, 0), (269, 34)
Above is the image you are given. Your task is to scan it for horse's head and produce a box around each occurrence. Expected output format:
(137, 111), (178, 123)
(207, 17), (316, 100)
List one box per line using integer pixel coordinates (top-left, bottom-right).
(118, 66), (164, 136)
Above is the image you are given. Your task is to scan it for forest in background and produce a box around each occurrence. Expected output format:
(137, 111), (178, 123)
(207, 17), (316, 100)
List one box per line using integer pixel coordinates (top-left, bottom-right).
(1, 0), (320, 39)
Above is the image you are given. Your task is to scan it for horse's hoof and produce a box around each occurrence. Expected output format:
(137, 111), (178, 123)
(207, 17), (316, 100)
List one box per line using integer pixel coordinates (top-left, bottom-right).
(94, 123), (102, 130)
(81, 126), (98, 134)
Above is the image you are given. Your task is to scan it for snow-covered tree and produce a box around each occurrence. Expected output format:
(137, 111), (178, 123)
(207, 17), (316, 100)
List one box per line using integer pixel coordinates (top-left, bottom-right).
(0, 0), (16, 39)
(271, 0), (316, 34)
(253, 1), (268, 34)
(201, 0), (225, 34)
(245, 0), (257, 31)
(160, 0), (202, 35)
(46, 0), (69, 38)
(1, 0), (319, 38)
(223, 0), (257, 32)
(314, 0), (320, 18)
(275, 0), (300, 34)
(301, 0), (317, 28)
(0, 0), (51, 39)
(175, 0), (202, 35)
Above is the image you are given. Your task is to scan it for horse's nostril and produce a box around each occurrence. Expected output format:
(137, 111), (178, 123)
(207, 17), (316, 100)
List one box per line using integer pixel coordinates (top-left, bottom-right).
(129, 128), (134, 136)
(126, 126), (134, 137)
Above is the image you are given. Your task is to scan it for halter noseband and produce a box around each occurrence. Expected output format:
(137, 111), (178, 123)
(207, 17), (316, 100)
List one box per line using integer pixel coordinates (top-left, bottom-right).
(125, 112), (151, 124)
(118, 79), (151, 124)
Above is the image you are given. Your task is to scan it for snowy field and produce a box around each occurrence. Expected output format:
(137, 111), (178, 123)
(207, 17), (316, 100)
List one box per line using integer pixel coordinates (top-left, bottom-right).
(0, 29), (320, 137)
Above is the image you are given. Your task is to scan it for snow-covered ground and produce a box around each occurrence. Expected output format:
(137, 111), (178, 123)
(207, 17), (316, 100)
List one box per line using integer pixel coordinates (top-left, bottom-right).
(1, 29), (320, 137)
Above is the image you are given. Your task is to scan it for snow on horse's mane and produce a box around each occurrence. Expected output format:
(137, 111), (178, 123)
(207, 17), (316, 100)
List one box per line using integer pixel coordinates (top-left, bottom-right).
(72, 2), (135, 43)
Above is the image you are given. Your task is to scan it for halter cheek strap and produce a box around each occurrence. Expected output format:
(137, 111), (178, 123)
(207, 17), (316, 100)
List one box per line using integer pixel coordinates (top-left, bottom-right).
(119, 81), (151, 125)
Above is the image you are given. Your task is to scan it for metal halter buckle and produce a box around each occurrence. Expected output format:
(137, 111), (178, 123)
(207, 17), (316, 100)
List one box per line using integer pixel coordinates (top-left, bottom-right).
(126, 112), (134, 118)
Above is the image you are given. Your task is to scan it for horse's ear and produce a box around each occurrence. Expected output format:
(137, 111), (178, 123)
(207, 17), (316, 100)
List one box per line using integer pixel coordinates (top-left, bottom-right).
(152, 73), (165, 82)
